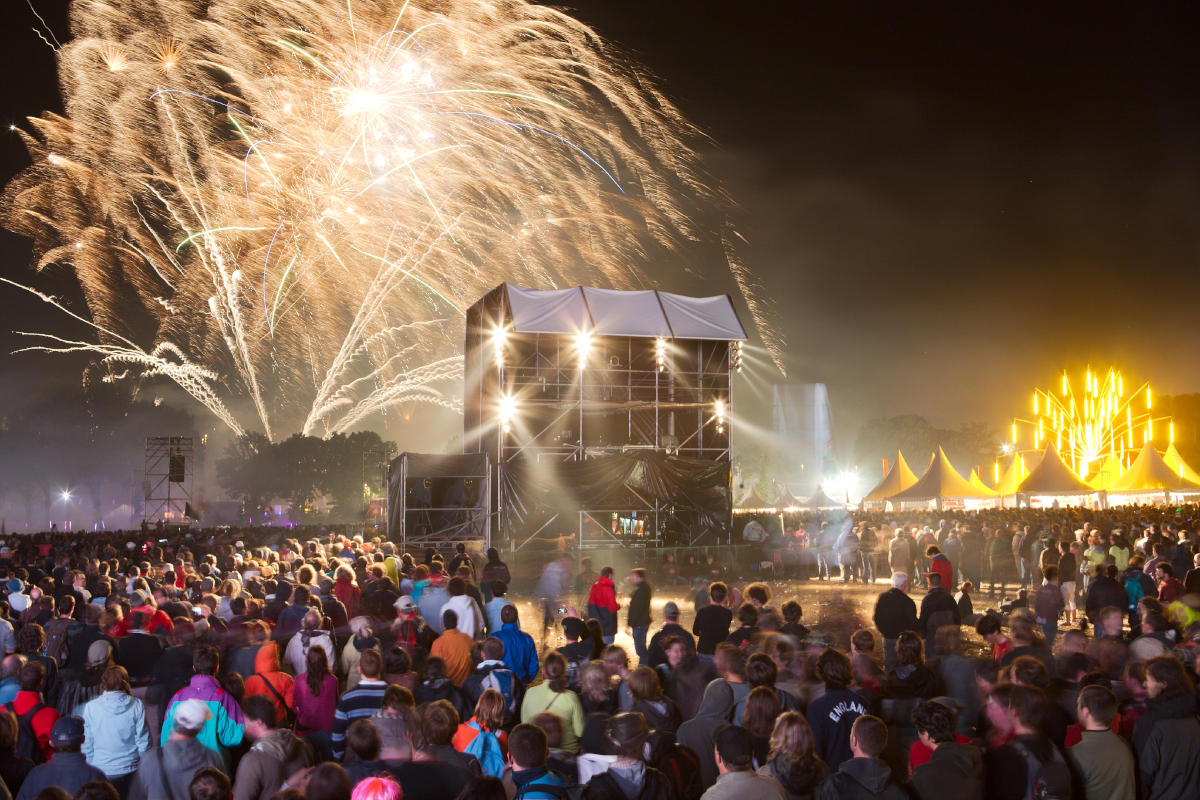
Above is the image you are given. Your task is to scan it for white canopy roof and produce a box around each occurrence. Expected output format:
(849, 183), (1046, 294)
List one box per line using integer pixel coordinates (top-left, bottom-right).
(499, 284), (747, 340)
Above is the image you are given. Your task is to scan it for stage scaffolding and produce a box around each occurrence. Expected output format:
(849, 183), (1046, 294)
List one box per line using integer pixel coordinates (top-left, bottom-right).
(464, 284), (745, 550)
(143, 436), (193, 524)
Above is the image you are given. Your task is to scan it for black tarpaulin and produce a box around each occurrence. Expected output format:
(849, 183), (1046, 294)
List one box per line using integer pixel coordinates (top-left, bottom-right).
(500, 450), (731, 545)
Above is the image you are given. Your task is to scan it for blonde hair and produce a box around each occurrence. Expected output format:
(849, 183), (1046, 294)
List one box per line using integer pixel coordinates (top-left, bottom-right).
(473, 688), (506, 730)
(768, 711), (818, 766)
(579, 660), (613, 704)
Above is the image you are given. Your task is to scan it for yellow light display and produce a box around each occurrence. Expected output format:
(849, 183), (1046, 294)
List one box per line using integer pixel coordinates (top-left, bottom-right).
(1014, 367), (1173, 478)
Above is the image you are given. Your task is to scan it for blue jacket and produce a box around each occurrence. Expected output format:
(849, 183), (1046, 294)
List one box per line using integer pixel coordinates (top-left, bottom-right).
(509, 766), (565, 800)
(494, 622), (539, 684)
(82, 690), (150, 777)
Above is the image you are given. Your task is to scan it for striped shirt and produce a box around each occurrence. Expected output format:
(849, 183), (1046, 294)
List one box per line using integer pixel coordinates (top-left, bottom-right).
(330, 679), (387, 759)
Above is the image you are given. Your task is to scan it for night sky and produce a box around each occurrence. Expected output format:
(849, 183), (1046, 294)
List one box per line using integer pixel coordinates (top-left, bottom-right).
(2, 0), (1200, 458)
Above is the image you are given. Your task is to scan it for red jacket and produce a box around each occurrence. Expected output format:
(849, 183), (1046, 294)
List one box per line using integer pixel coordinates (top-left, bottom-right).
(1159, 576), (1184, 603)
(333, 577), (361, 619)
(8, 690), (60, 762)
(586, 576), (620, 613)
(929, 554), (953, 591)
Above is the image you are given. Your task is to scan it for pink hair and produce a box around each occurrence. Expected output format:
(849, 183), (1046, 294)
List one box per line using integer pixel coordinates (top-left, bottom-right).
(350, 777), (402, 800)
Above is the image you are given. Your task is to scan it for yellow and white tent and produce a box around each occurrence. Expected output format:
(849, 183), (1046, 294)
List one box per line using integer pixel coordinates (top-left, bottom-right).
(1017, 443), (1094, 495)
(863, 451), (919, 501)
(1108, 442), (1200, 493)
(968, 468), (998, 496)
(1163, 443), (1200, 486)
(890, 448), (994, 503)
(1088, 456), (1123, 491)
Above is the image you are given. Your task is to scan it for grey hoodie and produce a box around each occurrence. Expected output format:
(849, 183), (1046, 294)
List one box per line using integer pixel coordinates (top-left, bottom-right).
(677, 679), (734, 789)
(232, 730), (315, 800)
(129, 738), (224, 800)
(815, 757), (908, 800)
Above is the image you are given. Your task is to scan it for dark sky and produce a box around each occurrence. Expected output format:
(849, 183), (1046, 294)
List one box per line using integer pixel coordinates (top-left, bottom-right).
(2, 0), (1200, 459)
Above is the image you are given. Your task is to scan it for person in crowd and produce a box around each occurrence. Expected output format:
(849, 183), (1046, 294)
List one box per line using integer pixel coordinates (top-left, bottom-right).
(585, 567), (620, 646)
(645, 602), (695, 669)
(581, 712), (673, 800)
(294, 645), (338, 756)
(982, 684), (1071, 800)
(625, 666), (680, 735)
(492, 605), (538, 686)
(160, 646), (243, 767)
(234, 695), (315, 800)
(306, 763), (352, 800)
(331, 648), (387, 761)
(503, 723), (566, 800)
(1033, 565), (1065, 647)
(813, 715), (907, 800)
(627, 570), (652, 666)
(0, 656), (22, 706)
(462, 638), (521, 723)
(908, 700), (982, 800)
(519, 654), (583, 754)
(726, 604), (759, 652)
(421, 700), (485, 775)
(130, 699), (225, 800)
(243, 640), (294, 726)
(693, 583), (733, 662)
(13, 717), (105, 800)
(917, 574), (960, 658)
(480, 549), (512, 604)
(806, 648), (868, 771)
(453, 689), (509, 777)
(755, 711), (827, 800)
(872, 574), (917, 671)
(7, 660), (60, 763)
(442, 579), (484, 640)
(700, 723), (786, 800)
(1066, 685), (1134, 800)
(1131, 654), (1200, 798)
(677, 679), (735, 790)
(284, 611), (335, 676)
(431, 611), (475, 686)
(79, 665), (149, 796)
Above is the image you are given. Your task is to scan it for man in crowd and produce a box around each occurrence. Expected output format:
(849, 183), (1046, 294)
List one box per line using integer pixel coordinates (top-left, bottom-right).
(131, 699), (225, 800)
(700, 724), (785, 800)
(872, 572), (918, 671)
(15, 717), (106, 800)
(234, 696), (315, 800)
(161, 647), (244, 767)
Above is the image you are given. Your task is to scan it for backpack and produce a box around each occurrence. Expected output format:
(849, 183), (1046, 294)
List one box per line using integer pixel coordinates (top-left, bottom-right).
(513, 780), (581, 800)
(582, 767), (674, 800)
(1124, 574), (1146, 612)
(6, 701), (46, 765)
(1010, 739), (1071, 800)
(647, 731), (703, 800)
(479, 664), (521, 721)
(43, 618), (72, 666)
(462, 721), (505, 777)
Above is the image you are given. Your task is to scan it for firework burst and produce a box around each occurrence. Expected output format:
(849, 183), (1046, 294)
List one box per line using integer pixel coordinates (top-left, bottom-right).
(3, 0), (780, 440)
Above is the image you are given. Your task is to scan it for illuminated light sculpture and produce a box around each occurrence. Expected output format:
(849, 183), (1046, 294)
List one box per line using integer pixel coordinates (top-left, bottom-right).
(1011, 367), (1173, 480)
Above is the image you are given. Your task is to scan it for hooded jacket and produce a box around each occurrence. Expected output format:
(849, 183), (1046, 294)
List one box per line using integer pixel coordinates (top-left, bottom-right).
(244, 643), (294, 723)
(14, 752), (107, 800)
(332, 576), (360, 619)
(815, 757), (907, 800)
(909, 742), (983, 800)
(586, 576), (620, 636)
(232, 729), (314, 800)
(1133, 691), (1200, 800)
(676, 679), (734, 789)
(81, 690), (150, 777)
(160, 674), (244, 764)
(757, 755), (829, 800)
(129, 737), (224, 800)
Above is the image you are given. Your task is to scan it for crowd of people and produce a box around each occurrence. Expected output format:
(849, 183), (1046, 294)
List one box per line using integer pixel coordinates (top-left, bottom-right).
(0, 504), (1197, 800)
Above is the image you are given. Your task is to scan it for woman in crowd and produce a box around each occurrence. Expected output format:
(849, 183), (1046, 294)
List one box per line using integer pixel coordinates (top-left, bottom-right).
(81, 665), (150, 798)
(520, 653), (584, 753)
(626, 666), (681, 734)
(756, 711), (828, 800)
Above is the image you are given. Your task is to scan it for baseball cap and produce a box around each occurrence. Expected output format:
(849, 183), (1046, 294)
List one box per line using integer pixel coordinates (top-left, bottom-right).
(394, 596), (417, 614)
(50, 716), (85, 746)
(87, 640), (112, 669)
(713, 724), (754, 769)
(173, 699), (213, 734)
(6, 578), (22, 593)
(662, 601), (679, 618)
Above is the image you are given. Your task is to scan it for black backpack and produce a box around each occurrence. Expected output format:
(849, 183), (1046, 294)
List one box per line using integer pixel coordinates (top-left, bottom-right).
(1010, 739), (1072, 800)
(647, 731), (703, 800)
(5, 701), (46, 764)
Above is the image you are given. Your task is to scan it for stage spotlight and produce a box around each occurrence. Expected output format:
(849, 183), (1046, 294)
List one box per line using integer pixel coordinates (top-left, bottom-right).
(575, 329), (592, 368)
(714, 398), (726, 434)
(655, 338), (666, 372)
(731, 340), (744, 373)
(60, 489), (72, 502)
(498, 393), (517, 433)
(492, 325), (507, 367)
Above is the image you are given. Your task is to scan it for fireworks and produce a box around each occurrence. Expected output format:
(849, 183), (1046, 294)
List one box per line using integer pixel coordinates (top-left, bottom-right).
(1011, 366), (1172, 479)
(3, 0), (779, 439)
